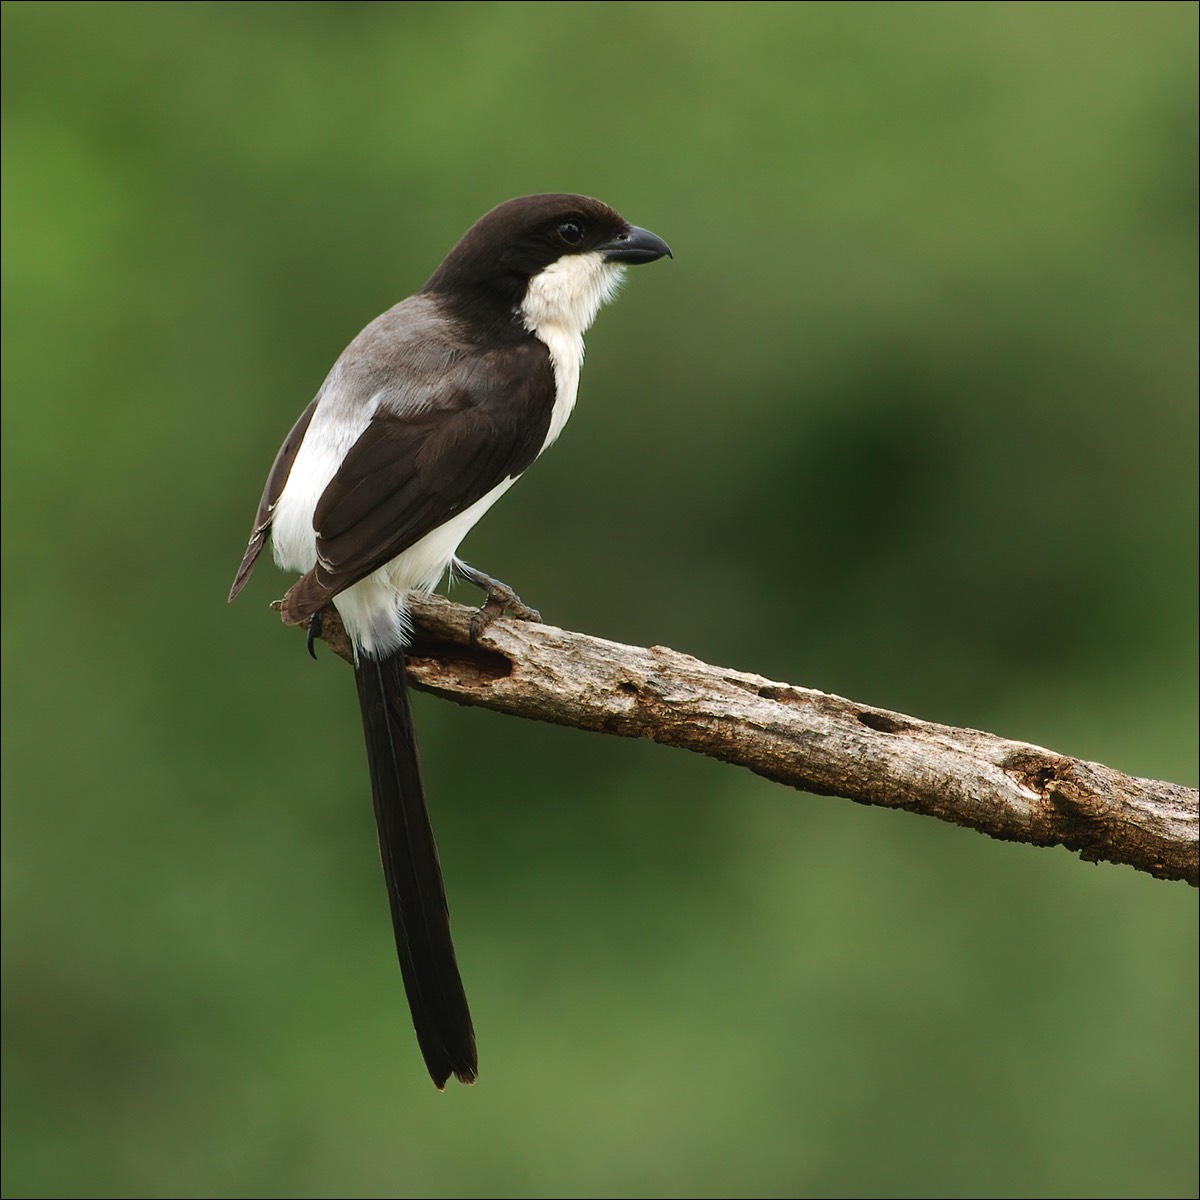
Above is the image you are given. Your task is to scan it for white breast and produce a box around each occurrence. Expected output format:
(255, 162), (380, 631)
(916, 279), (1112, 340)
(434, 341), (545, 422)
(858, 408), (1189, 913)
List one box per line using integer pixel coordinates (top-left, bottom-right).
(520, 251), (625, 453)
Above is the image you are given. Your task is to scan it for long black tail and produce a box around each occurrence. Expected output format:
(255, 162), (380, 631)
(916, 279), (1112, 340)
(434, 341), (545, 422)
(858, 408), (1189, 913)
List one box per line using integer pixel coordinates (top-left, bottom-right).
(353, 650), (477, 1088)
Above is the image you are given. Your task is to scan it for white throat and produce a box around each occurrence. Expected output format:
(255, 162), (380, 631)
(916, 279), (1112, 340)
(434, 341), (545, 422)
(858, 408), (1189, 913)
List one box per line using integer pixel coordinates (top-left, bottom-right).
(519, 251), (625, 451)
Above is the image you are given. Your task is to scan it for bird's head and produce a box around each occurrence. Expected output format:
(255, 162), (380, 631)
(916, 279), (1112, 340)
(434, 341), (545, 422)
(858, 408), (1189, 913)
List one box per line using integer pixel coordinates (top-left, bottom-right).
(423, 193), (671, 339)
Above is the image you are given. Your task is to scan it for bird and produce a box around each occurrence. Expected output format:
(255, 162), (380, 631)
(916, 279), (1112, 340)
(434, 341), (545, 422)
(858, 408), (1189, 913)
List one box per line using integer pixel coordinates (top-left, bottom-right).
(228, 194), (671, 1088)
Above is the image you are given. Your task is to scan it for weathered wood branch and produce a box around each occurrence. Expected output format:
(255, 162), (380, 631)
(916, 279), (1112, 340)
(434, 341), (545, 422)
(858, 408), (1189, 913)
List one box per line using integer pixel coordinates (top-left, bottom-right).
(284, 594), (1198, 887)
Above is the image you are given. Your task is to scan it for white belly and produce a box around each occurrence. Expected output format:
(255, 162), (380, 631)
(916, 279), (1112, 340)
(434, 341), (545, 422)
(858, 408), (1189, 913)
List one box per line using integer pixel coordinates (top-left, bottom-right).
(330, 476), (518, 657)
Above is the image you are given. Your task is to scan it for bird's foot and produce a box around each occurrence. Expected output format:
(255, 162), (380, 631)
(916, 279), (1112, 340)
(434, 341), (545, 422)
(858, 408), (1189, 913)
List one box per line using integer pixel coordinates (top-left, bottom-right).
(452, 560), (542, 644)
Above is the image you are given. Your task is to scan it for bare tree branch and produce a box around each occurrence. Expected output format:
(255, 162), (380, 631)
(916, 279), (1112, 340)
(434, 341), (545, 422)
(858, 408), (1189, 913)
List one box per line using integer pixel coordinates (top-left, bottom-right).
(282, 594), (1199, 887)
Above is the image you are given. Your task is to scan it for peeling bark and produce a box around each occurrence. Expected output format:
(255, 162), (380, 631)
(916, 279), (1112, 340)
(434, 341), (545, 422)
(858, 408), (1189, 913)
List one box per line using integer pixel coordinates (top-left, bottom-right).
(279, 594), (1198, 887)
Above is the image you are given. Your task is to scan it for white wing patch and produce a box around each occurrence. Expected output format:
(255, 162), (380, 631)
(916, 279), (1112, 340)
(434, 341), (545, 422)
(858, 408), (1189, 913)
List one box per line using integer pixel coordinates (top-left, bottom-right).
(270, 370), (383, 576)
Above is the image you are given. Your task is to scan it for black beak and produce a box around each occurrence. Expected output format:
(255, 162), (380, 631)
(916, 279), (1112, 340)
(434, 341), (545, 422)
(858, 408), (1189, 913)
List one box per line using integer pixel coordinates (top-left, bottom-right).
(601, 225), (673, 265)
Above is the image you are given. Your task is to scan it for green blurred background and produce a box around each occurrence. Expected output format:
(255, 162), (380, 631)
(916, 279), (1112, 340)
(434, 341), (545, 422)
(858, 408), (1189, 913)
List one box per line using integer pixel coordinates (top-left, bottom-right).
(3, 3), (1196, 1197)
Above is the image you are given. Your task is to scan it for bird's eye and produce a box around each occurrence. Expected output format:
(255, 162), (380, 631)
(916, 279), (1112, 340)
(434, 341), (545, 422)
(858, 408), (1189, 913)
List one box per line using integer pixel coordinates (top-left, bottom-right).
(557, 221), (584, 245)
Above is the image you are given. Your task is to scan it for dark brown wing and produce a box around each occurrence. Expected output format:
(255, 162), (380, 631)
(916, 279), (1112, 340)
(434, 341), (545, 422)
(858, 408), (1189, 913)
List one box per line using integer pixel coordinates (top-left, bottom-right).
(228, 398), (319, 602)
(281, 340), (554, 624)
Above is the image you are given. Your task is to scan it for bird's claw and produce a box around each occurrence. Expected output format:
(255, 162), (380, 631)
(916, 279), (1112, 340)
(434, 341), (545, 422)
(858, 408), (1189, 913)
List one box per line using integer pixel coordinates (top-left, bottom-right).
(467, 581), (541, 646)
(306, 610), (324, 660)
